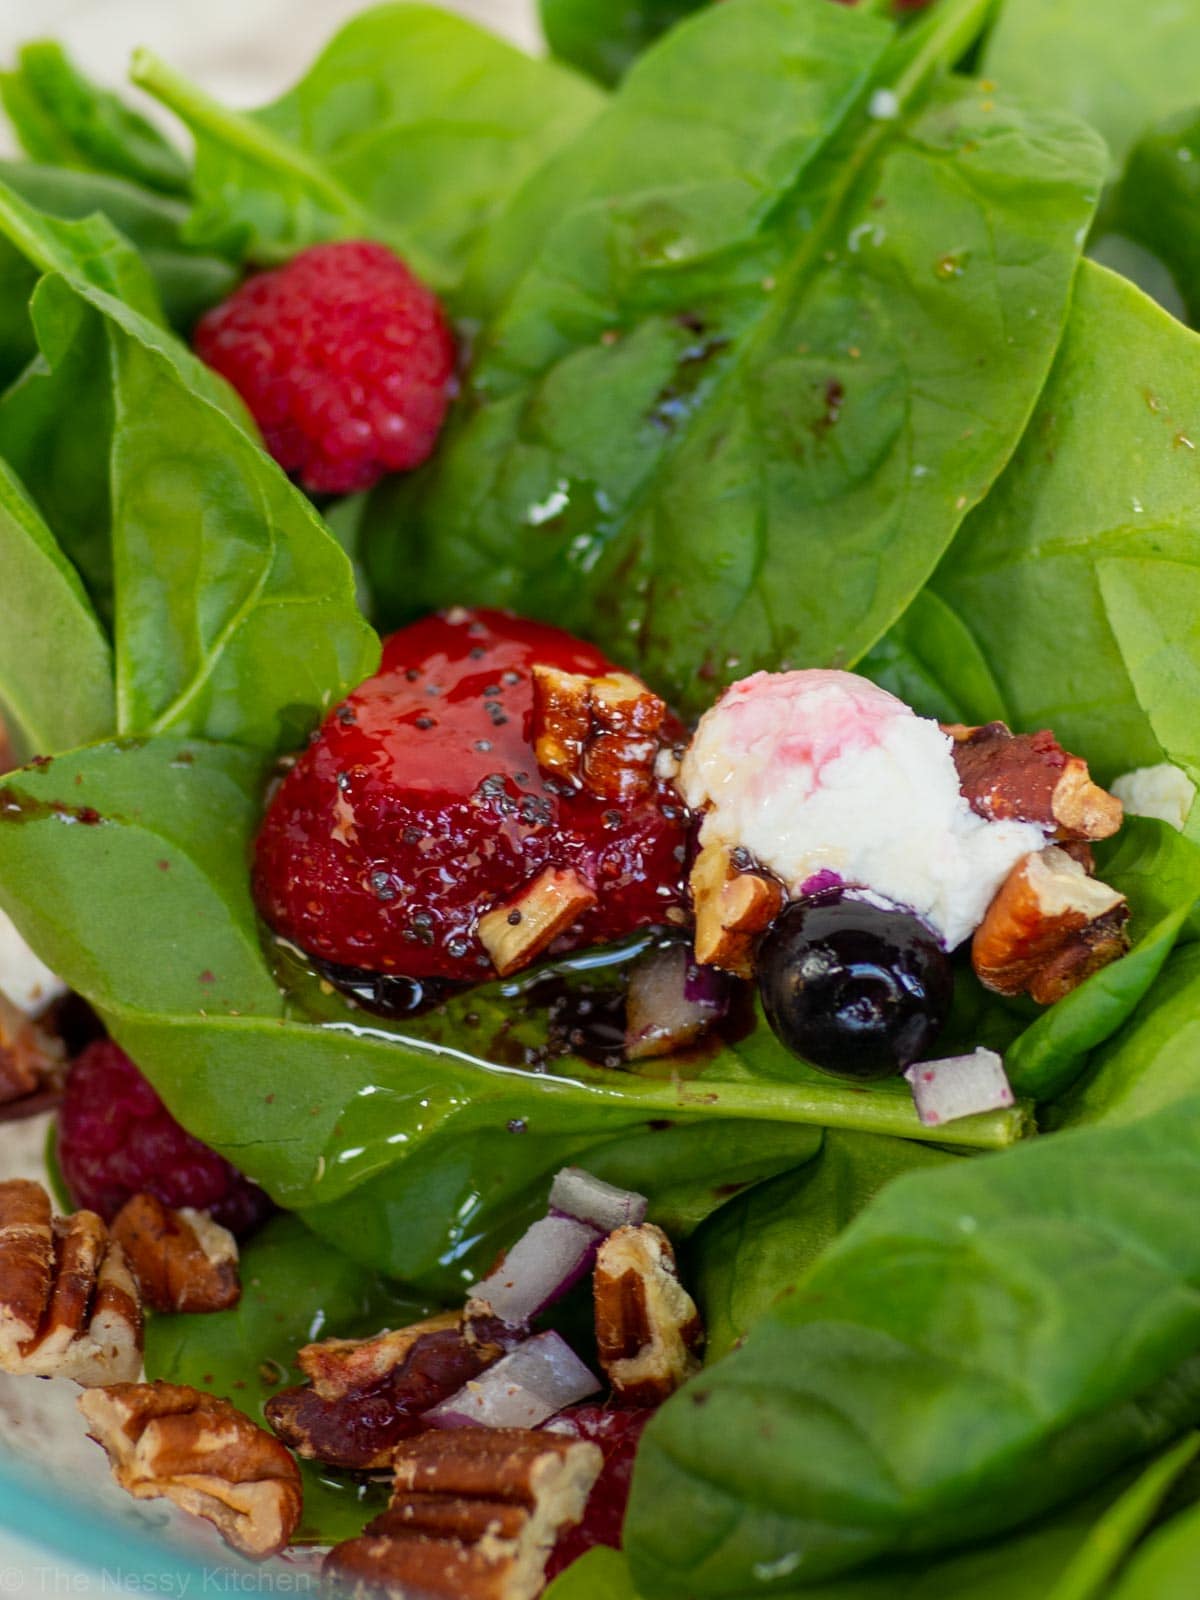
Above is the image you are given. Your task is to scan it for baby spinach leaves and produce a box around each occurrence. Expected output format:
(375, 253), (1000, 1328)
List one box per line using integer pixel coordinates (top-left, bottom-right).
(539, 0), (700, 86)
(132, 5), (604, 292)
(688, 1130), (957, 1362)
(0, 41), (189, 197)
(0, 738), (1026, 1292)
(0, 176), (377, 754)
(0, 457), (113, 756)
(982, 0), (1200, 176)
(625, 1097), (1200, 1593)
(933, 261), (1200, 785)
(365, 0), (1105, 716)
(1108, 108), (1200, 328)
(1111, 1496), (1200, 1600)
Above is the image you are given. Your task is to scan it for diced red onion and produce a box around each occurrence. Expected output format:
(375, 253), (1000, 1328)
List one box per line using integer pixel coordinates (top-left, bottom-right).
(424, 1331), (600, 1430)
(549, 1167), (648, 1233)
(466, 1214), (603, 1330)
(624, 942), (729, 1061)
(904, 1049), (1014, 1127)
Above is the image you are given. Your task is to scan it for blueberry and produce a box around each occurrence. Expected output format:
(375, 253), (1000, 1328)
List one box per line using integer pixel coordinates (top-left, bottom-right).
(757, 888), (952, 1080)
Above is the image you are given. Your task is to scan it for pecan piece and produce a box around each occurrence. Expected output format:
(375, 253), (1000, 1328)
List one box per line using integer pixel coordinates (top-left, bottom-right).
(594, 1223), (703, 1404)
(477, 866), (597, 978)
(267, 1315), (499, 1470)
(945, 722), (1122, 841)
(0, 991), (65, 1109)
(0, 1179), (142, 1385)
(973, 846), (1130, 1004)
(326, 1429), (603, 1600)
(532, 665), (667, 804)
(689, 839), (783, 978)
(111, 1194), (240, 1314)
(78, 1381), (302, 1560)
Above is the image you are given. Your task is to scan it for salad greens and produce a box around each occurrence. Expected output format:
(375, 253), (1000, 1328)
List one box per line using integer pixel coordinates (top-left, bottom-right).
(0, 0), (1199, 1588)
(625, 1097), (1200, 1592)
(365, 0), (1107, 715)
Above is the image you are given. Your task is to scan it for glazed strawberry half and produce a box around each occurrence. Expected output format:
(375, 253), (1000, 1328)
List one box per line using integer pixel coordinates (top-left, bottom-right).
(253, 609), (689, 988)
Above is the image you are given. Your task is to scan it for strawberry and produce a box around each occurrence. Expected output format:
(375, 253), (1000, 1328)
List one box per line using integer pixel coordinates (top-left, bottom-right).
(253, 609), (689, 986)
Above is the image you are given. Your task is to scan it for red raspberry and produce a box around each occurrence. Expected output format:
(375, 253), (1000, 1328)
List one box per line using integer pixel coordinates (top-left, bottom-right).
(252, 608), (689, 985)
(57, 1040), (273, 1237)
(543, 1405), (651, 1578)
(193, 240), (455, 495)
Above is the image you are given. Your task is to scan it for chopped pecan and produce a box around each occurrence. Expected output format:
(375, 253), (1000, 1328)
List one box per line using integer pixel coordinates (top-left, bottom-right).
(945, 722), (1122, 841)
(0, 991), (65, 1108)
(477, 866), (597, 978)
(594, 1224), (703, 1405)
(0, 1179), (141, 1385)
(973, 846), (1130, 1004)
(531, 666), (666, 802)
(689, 839), (783, 978)
(110, 1193), (240, 1314)
(267, 1315), (500, 1470)
(79, 1381), (302, 1560)
(326, 1429), (603, 1600)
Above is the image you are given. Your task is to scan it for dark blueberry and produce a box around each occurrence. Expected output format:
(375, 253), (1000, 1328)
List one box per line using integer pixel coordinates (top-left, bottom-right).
(756, 889), (952, 1080)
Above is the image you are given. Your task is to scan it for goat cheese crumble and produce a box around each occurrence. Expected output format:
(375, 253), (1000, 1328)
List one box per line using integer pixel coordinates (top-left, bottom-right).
(678, 669), (1047, 949)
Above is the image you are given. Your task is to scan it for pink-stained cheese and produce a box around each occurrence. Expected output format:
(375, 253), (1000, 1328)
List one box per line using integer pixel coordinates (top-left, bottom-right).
(678, 670), (1047, 949)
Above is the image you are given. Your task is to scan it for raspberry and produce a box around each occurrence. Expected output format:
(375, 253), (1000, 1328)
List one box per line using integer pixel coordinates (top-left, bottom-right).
(57, 1040), (272, 1237)
(543, 1405), (651, 1578)
(193, 241), (456, 495)
(253, 608), (689, 985)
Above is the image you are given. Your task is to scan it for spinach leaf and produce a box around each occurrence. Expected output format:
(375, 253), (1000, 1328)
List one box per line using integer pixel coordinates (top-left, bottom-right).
(1110, 1497), (1200, 1600)
(131, 5), (604, 291)
(1053, 942), (1200, 1130)
(1107, 108), (1200, 328)
(1006, 819), (1200, 1102)
(859, 589), (1010, 726)
(624, 1097), (1200, 1592)
(145, 1211), (427, 1544)
(0, 178), (377, 751)
(933, 261), (1200, 784)
(688, 1130), (958, 1363)
(0, 160), (238, 334)
(0, 740), (1028, 1293)
(0, 455), (113, 754)
(539, 0), (700, 86)
(365, 0), (1104, 717)
(0, 41), (189, 197)
(981, 0), (1200, 176)
(557, 1440), (1200, 1599)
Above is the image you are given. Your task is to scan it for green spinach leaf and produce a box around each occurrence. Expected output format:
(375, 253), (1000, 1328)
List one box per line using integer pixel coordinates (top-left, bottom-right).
(1053, 941), (1200, 1130)
(859, 589), (1010, 726)
(1107, 108), (1200, 328)
(982, 0), (1200, 176)
(365, 0), (1104, 717)
(1006, 819), (1200, 1102)
(0, 178), (377, 751)
(0, 739), (1028, 1293)
(0, 41), (189, 196)
(1110, 1497), (1200, 1600)
(539, 0), (700, 86)
(688, 1130), (957, 1363)
(933, 261), (1200, 784)
(144, 1211), (428, 1545)
(0, 160), (238, 334)
(625, 1097), (1200, 1592)
(131, 5), (604, 291)
(544, 1548), (642, 1598)
(0, 456), (113, 753)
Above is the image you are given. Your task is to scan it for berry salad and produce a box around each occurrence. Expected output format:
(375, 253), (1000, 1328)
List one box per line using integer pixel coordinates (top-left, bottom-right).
(2, 1), (1200, 1595)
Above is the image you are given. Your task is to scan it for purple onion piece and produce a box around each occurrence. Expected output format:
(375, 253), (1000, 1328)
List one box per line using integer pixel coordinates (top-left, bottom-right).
(904, 1049), (1014, 1127)
(624, 942), (729, 1062)
(424, 1331), (600, 1430)
(466, 1214), (603, 1330)
(799, 869), (843, 896)
(549, 1167), (648, 1233)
